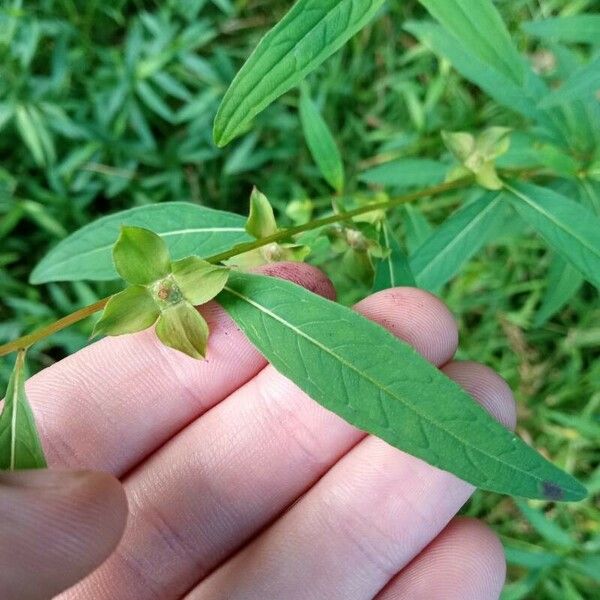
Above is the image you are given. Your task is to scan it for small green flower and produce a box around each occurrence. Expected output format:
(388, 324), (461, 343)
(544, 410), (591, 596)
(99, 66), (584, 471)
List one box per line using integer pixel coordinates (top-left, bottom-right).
(229, 187), (310, 268)
(442, 127), (511, 190)
(93, 226), (229, 359)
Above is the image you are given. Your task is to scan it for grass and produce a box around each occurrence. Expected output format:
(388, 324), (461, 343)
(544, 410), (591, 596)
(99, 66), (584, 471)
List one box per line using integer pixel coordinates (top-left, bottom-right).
(0, 0), (598, 597)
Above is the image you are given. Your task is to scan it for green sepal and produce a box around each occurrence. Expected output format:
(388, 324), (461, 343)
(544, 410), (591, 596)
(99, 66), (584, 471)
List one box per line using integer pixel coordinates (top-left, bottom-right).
(228, 242), (310, 269)
(442, 130), (475, 163)
(93, 285), (160, 337)
(475, 126), (511, 160)
(171, 256), (230, 306)
(113, 226), (171, 285)
(0, 350), (47, 470)
(155, 302), (209, 360)
(475, 161), (504, 190)
(245, 187), (278, 239)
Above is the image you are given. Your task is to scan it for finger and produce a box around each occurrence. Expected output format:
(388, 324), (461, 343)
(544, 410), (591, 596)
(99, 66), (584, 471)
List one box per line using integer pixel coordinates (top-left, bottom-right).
(189, 360), (514, 600)
(375, 517), (505, 600)
(0, 469), (126, 600)
(28, 262), (335, 475)
(60, 289), (459, 599)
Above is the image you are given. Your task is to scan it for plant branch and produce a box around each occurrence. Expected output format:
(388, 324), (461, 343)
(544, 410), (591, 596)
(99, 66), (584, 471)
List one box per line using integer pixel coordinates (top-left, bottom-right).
(0, 171), (522, 358)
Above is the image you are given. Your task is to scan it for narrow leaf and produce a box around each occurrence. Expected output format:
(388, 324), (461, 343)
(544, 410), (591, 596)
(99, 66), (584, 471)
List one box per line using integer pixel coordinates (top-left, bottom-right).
(523, 15), (600, 45)
(506, 181), (600, 288)
(299, 89), (345, 192)
(404, 205), (433, 254)
(534, 255), (584, 327)
(516, 500), (574, 548)
(410, 193), (506, 291)
(31, 203), (249, 284)
(0, 350), (47, 470)
(213, 0), (386, 146)
(373, 224), (416, 291)
(418, 0), (524, 84)
(539, 54), (600, 108)
(218, 272), (586, 501)
(359, 158), (446, 189)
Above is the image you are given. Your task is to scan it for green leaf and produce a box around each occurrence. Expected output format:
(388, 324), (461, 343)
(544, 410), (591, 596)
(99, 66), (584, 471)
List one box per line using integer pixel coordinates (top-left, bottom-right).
(418, 0), (524, 84)
(246, 187), (278, 239)
(523, 15), (600, 45)
(299, 89), (344, 192)
(172, 257), (230, 306)
(534, 255), (584, 327)
(0, 350), (47, 470)
(93, 286), (160, 338)
(15, 105), (45, 166)
(31, 203), (249, 284)
(538, 54), (600, 108)
(373, 224), (415, 291)
(218, 272), (586, 501)
(404, 205), (433, 254)
(506, 181), (600, 288)
(516, 500), (574, 548)
(359, 158), (447, 189)
(411, 192), (506, 291)
(155, 302), (209, 360)
(213, 0), (386, 146)
(113, 226), (171, 285)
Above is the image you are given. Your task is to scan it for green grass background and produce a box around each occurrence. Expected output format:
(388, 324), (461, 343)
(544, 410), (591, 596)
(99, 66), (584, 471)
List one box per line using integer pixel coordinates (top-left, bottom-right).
(0, 1), (598, 598)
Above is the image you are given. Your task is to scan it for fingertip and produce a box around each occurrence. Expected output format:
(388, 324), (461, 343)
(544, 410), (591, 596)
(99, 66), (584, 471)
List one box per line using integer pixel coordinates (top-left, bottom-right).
(442, 361), (517, 430)
(255, 262), (336, 300)
(355, 287), (458, 366)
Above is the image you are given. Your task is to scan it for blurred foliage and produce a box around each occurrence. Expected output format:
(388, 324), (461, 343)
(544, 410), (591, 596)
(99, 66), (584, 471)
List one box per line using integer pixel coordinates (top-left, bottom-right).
(0, 0), (598, 597)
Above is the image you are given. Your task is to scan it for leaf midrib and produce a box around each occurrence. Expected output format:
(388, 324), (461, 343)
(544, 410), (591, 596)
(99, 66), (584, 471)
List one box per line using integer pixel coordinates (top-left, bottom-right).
(223, 284), (566, 492)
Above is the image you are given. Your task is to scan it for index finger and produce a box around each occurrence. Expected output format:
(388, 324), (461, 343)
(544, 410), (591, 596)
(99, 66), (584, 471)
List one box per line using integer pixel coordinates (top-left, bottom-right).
(27, 263), (335, 476)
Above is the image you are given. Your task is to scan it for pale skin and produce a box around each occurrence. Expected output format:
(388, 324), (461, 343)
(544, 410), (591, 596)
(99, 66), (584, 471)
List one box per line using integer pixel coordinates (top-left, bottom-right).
(0, 262), (515, 599)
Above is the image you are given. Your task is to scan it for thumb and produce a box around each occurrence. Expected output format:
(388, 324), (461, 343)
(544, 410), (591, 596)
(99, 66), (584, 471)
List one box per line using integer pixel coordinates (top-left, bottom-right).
(0, 469), (127, 600)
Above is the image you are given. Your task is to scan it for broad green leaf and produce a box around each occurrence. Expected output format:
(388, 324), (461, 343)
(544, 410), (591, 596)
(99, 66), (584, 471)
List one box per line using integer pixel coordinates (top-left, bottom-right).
(534, 255), (584, 327)
(539, 54), (600, 108)
(218, 272), (586, 501)
(156, 302), (209, 360)
(418, 0), (524, 84)
(171, 257), (230, 306)
(523, 15), (600, 45)
(506, 181), (600, 288)
(113, 226), (171, 285)
(373, 224), (415, 291)
(246, 187), (278, 239)
(31, 203), (249, 284)
(213, 0), (386, 146)
(0, 350), (47, 470)
(299, 89), (344, 192)
(359, 158), (446, 189)
(93, 286), (160, 338)
(411, 193), (506, 291)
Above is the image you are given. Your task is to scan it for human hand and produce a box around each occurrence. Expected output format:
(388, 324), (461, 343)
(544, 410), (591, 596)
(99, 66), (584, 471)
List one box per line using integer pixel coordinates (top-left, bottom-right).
(3, 263), (514, 599)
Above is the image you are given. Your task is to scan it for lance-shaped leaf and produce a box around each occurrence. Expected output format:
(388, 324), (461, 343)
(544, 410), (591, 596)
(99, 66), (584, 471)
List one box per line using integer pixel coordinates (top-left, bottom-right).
(506, 181), (600, 288)
(0, 350), (47, 470)
(534, 255), (584, 327)
(156, 302), (209, 360)
(93, 286), (160, 338)
(373, 224), (415, 291)
(171, 257), (230, 306)
(31, 203), (249, 284)
(523, 15), (600, 45)
(299, 89), (345, 192)
(113, 226), (171, 285)
(213, 0), (386, 146)
(410, 192), (506, 291)
(418, 0), (524, 84)
(359, 158), (447, 190)
(217, 272), (586, 501)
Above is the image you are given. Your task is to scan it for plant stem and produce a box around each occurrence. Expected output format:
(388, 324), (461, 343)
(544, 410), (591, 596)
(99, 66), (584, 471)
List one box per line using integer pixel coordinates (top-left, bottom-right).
(0, 174), (473, 358)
